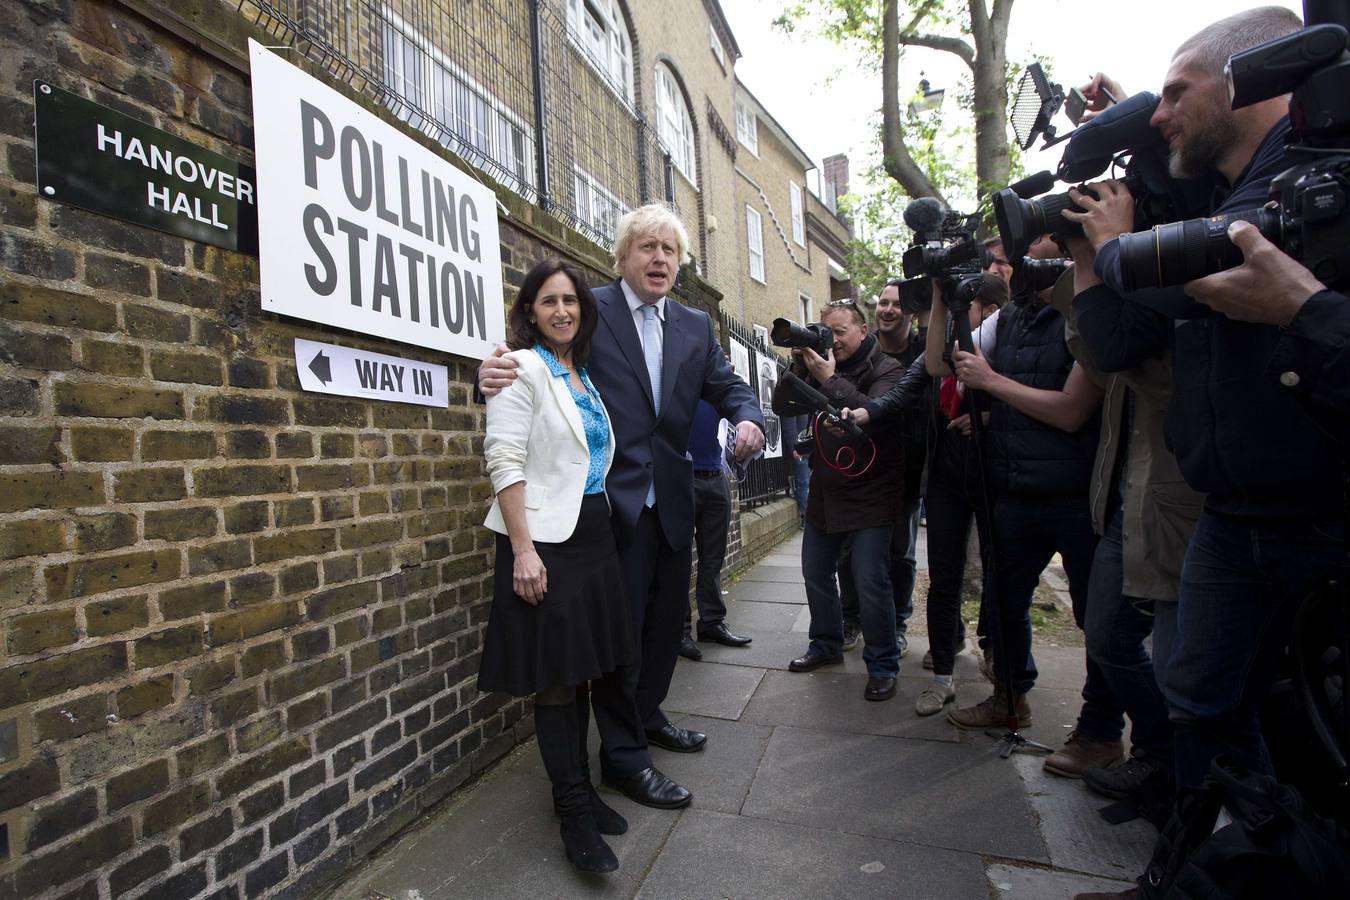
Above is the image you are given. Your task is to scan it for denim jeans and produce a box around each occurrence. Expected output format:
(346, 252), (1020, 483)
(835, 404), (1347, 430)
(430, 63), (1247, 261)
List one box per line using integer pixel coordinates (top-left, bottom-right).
(839, 495), (918, 635)
(793, 456), (811, 517)
(802, 520), (899, 678)
(1084, 503), (1173, 763)
(990, 494), (1118, 736)
(1162, 510), (1342, 789)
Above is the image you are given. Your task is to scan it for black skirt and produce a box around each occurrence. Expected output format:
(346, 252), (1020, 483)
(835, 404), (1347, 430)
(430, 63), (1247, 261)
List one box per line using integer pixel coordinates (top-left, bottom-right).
(477, 493), (633, 697)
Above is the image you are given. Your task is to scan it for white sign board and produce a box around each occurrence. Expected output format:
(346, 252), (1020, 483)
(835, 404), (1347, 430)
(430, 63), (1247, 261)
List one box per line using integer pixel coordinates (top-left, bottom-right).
(728, 338), (750, 383)
(294, 338), (448, 408)
(754, 349), (782, 459)
(250, 40), (504, 359)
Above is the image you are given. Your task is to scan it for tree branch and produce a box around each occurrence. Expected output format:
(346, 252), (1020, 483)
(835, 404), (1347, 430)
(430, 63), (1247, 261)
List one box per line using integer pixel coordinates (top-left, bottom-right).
(882, 0), (946, 203)
(897, 31), (975, 70)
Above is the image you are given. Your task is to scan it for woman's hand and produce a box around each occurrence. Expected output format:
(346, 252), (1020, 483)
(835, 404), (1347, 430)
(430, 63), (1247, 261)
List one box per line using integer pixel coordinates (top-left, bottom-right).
(513, 548), (547, 605)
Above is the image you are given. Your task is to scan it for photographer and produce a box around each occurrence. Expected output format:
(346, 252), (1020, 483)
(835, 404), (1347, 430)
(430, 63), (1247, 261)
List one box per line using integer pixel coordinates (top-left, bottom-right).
(1063, 6), (1344, 798)
(773, 301), (905, 702)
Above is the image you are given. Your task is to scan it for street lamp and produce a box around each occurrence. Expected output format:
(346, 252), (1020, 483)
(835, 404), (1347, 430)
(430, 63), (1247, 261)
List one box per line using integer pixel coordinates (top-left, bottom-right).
(908, 76), (945, 115)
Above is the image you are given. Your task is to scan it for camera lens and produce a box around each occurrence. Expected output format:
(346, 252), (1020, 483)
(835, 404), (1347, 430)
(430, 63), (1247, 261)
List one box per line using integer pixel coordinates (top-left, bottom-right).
(995, 188), (1085, 262)
(1118, 208), (1282, 291)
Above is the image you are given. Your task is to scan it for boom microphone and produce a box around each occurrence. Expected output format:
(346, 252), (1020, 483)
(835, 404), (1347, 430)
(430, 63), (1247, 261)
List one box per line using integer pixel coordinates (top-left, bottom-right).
(1010, 170), (1056, 199)
(902, 197), (947, 234)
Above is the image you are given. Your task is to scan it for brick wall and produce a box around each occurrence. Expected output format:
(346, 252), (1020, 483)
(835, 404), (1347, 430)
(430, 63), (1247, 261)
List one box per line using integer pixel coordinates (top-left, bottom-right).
(0, 2), (744, 899)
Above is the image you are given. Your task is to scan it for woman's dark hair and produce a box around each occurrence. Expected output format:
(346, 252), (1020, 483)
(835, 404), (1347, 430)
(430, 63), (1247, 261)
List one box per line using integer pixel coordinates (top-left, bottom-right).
(506, 258), (599, 366)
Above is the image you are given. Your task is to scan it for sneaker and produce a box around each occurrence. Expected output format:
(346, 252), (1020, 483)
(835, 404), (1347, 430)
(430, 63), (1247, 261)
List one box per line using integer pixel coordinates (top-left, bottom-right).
(914, 681), (956, 716)
(842, 622), (861, 651)
(946, 683), (1032, 729)
(1043, 731), (1125, 779)
(896, 631), (909, 659)
(1082, 754), (1162, 800)
(922, 650), (933, 670)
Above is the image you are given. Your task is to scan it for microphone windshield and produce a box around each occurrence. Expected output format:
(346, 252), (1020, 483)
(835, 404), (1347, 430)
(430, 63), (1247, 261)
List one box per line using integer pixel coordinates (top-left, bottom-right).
(902, 197), (947, 233)
(1010, 170), (1056, 199)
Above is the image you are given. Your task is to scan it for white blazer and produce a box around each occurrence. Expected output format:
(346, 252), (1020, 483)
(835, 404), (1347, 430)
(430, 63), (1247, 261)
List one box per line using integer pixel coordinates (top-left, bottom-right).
(483, 349), (615, 544)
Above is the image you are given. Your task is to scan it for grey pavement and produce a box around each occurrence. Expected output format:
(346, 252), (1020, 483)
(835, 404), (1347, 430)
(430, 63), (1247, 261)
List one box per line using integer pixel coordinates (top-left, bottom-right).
(335, 530), (1148, 900)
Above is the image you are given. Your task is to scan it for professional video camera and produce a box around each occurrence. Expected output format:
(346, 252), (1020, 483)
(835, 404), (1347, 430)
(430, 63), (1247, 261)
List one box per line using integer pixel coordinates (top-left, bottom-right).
(899, 198), (989, 312)
(1116, 13), (1350, 291)
(993, 91), (1211, 266)
(770, 318), (832, 358)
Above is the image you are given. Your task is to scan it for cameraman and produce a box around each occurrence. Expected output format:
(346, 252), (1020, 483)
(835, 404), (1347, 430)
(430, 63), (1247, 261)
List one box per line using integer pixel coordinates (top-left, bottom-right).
(773, 300), (905, 702)
(1063, 6), (1344, 796)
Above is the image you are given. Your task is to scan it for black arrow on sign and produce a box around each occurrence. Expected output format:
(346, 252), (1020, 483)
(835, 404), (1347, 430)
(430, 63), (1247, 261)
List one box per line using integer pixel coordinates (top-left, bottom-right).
(309, 350), (332, 385)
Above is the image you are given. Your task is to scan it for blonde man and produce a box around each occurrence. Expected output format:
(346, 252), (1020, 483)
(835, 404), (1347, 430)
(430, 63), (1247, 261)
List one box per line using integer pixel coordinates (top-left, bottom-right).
(480, 203), (763, 810)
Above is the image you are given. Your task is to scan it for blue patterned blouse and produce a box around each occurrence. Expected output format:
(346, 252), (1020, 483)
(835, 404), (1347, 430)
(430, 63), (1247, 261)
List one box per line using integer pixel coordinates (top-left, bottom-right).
(533, 345), (609, 495)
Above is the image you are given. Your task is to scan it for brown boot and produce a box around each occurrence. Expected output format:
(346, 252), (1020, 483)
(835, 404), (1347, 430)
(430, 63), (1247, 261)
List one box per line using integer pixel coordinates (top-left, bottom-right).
(946, 682), (1032, 729)
(1043, 730), (1126, 778)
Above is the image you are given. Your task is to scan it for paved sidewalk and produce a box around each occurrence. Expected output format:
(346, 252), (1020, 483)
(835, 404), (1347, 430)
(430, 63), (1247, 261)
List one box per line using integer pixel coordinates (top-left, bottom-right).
(335, 532), (1152, 899)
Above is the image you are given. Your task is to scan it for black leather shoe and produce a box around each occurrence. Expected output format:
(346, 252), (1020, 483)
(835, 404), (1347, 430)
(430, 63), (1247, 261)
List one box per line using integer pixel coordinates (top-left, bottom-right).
(645, 722), (706, 753)
(788, 650), (844, 673)
(677, 635), (703, 661)
(865, 676), (897, 701)
(697, 622), (752, 646)
(602, 767), (692, 809)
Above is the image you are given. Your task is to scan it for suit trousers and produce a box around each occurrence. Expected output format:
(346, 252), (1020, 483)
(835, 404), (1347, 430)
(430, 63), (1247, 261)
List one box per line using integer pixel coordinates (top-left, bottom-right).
(683, 472), (731, 636)
(595, 505), (693, 776)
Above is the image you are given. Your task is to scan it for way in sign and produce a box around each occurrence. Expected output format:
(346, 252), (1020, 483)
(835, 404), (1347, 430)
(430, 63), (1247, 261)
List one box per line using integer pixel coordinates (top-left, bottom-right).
(354, 358), (433, 395)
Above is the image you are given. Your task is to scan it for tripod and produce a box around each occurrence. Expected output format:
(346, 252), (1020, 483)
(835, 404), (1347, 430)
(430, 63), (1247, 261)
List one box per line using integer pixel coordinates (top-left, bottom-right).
(941, 275), (1054, 759)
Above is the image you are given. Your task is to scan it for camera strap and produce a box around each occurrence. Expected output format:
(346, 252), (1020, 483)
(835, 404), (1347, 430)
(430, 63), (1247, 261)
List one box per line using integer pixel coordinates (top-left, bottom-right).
(811, 411), (877, 478)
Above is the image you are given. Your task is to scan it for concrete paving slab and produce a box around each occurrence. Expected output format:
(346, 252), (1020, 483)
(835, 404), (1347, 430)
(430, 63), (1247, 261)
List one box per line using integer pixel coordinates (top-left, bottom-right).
(720, 598), (804, 635)
(1013, 754), (1154, 882)
(738, 563), (808, 584)
(743, 725), (1050, 863)
(987, 862), (1137, 900)
(724, 579), (807, 604)
(663, 657), (765, 720)
(340, 747), (675, 899)
(659, 715), (775, 815)
(635, 809), (988, 900)
(740, 669), (960, 743)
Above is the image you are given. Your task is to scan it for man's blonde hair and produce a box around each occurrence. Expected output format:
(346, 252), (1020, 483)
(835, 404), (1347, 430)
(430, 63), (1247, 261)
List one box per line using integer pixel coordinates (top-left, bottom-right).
(613, 203), (691, 271)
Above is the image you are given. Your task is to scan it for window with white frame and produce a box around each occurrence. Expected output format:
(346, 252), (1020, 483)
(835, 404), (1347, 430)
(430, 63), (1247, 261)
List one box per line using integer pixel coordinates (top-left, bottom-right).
(735, 99), (758, 156)
(382, 22), (534, 194)
(799, 292), (812, 325)
(565, 0), (633, 101)
(709, 24), (726, 71)
(574, 168), (627, 242)
(789, 181), (805, 246)
(655, 64), (696, 182)
(746, 205), (765, 283)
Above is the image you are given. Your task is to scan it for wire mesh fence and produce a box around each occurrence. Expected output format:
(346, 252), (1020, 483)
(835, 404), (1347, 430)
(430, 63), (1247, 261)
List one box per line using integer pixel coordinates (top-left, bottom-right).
(237, 0), (680, 250)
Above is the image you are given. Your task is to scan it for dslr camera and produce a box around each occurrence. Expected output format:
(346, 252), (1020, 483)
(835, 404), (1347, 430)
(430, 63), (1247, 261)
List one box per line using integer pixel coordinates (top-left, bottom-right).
(770, 318), (832, 358)
(899, 198), (989, 312)
(1116, 16), (1350, 290)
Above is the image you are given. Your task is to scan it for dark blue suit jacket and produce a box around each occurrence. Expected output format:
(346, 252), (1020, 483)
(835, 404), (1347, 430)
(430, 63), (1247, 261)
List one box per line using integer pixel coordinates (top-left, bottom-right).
(588, 279), (762, 550)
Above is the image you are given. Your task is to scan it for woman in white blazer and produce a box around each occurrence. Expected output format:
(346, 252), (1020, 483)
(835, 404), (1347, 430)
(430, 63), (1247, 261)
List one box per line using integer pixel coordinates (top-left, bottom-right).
(477, 258), (632, 874)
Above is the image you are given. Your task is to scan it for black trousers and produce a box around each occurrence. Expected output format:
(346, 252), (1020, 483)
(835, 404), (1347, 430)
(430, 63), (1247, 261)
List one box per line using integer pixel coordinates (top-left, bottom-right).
(684, 472), (730, 636)
(594, 505), (692, 777)
(923, 464), (989, 676)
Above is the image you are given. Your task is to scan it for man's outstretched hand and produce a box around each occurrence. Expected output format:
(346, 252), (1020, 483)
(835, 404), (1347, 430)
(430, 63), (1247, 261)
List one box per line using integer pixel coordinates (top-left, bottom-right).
(479, 345), (518, 397)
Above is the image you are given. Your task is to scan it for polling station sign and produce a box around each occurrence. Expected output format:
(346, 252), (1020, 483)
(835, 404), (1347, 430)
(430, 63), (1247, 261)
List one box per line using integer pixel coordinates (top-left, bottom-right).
(294, 339), (448, 408)
(249, 40), (504, 360)
(34, 81), (258, 253)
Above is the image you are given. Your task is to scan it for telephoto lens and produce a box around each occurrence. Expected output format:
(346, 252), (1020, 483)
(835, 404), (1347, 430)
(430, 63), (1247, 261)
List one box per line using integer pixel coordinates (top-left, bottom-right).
(1011, 258), (1070, 295)
(1117, 207), (1282, 291)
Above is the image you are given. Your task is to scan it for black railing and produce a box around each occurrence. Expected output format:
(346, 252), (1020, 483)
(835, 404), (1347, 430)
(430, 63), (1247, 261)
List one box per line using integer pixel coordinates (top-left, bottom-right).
(720, 313), (794, 510)
(238, 0), (681, 251)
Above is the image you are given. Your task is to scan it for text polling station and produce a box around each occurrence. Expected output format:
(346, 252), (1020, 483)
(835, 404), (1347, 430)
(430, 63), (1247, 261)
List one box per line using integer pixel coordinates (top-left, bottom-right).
(249, 40), (504, 359)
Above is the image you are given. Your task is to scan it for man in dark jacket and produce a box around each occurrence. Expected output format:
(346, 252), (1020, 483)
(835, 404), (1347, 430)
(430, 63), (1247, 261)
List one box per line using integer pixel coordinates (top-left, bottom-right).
(773, 300), (905, 701)
(1064, 7), (1342, 798)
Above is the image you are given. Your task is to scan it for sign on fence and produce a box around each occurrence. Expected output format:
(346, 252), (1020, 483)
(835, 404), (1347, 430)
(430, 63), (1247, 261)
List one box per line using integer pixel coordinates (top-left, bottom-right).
(250, 40), (504, 360)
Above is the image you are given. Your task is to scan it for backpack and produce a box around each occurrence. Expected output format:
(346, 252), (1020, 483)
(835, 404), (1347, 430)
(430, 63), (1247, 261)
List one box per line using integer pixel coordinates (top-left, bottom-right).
(1136, 757), (1350, 900)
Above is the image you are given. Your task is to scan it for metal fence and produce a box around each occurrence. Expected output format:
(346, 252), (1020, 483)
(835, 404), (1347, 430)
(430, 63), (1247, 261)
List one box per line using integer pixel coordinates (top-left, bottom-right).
(721, 313), (795, 510)
(237, 0), (682, 250)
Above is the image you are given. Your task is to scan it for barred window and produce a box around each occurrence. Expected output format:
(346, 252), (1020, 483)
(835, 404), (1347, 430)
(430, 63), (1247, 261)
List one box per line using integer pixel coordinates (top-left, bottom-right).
(566, 0), (633, 102)
(574, 168), (627, 242)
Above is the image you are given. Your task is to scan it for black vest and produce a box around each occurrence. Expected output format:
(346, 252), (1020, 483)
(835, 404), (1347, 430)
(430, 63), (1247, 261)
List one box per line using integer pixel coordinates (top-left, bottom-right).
(987, 301), (1099, 496)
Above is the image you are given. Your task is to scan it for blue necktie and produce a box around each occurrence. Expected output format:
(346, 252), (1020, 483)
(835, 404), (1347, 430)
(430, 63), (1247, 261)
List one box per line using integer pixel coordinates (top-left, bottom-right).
(641, 304), (662, 507)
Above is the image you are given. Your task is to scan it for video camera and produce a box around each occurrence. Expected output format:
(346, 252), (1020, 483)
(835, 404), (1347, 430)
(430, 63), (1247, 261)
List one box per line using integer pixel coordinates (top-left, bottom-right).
(770, 318), (832, 359)
(1116, 11), (1350, 290)
(899, 197), (989, 313)
(992, 91), (1211, 267)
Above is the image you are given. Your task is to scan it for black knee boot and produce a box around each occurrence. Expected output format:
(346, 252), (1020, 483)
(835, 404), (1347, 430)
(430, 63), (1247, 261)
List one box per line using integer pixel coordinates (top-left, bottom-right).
(573, 685), (628, 835)
(535, 701), (620, 873)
